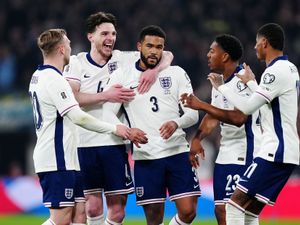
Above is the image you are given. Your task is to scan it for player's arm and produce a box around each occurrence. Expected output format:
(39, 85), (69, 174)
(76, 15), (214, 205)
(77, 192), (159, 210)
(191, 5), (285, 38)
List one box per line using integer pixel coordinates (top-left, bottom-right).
(208, 73), (267, 115)
(189, 114), (219, 168)
(103, 74), (148, 147)
(172, 70), (199, 129)
(65, 106), (129, 139)
(64, 57), (135, 107)
(138, 51), (174, 94)
(181, 93), (247, 127)
(67, 80), (135, 107)
(160, 70), (198, 140)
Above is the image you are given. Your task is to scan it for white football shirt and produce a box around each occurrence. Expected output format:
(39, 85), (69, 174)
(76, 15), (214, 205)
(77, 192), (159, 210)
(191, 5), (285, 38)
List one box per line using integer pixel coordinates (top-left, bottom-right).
(29, 65), (80, 173)
(254, 56), (299, 165)
(63, 50), (139, 147)
(212, 68), (262, 165)
(103, 61), (199, 160)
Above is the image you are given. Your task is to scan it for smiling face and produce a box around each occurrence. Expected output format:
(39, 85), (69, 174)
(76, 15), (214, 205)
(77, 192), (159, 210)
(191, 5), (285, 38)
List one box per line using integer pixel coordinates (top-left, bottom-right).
(207, 41), (226, 73)
(88, 22), (116, 60)
(137, 35), (164, 69)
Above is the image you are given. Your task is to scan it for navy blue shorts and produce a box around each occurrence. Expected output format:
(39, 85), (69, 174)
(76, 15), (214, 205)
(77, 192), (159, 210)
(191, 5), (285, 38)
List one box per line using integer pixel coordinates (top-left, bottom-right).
(237, 157), (296, 205)
(38, 170), (82, 208)
(134, 152), (201, 205)
(213, 163), (248, 205)
(78, 145), (134, 196)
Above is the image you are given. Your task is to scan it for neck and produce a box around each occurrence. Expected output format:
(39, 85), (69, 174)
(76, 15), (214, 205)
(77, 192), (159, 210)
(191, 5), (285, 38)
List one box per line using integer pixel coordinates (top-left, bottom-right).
(222, 62), (239, 80)
(43, 58), (64, 72)
(90, 47), (110, 65)
(265, 49), (283, 66)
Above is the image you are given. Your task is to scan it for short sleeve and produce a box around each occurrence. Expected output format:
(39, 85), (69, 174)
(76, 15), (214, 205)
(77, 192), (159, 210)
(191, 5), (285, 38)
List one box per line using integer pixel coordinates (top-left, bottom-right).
(63, 55), (83, 83)
(177, 67), (194, 96)
(257, 69), (282, 102)
(47, 75), (79, 116)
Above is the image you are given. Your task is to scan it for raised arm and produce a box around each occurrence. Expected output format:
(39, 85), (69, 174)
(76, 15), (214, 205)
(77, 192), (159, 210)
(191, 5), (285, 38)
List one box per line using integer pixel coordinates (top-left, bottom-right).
(208, 73), (267, 115)
(181, 93), (248, 127)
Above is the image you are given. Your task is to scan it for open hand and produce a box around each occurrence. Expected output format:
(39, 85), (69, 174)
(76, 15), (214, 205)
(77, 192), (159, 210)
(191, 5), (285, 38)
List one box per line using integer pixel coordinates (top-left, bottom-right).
(138, 69), (156, 94)
(236, 63), (256, 84)
(105, 84), (135, 103)
(180, 93), (203, 110)
(207, 73), (224, 90)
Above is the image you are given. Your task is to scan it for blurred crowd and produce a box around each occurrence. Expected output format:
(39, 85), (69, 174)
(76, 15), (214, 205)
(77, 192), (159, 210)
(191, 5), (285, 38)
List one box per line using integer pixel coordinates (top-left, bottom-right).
(0, 0), (300, 175)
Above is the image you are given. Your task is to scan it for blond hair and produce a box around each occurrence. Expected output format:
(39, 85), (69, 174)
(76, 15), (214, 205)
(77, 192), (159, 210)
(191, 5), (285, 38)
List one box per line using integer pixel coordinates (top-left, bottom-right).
(37, 28), (66, 56)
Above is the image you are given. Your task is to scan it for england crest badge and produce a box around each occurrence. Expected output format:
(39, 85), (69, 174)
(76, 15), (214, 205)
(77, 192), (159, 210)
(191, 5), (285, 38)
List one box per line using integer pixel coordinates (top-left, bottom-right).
(136, 187), (144, 197)
(159, 77), (172, 94)
(108, 62), (118, 74)
(65, 188), (74, 199)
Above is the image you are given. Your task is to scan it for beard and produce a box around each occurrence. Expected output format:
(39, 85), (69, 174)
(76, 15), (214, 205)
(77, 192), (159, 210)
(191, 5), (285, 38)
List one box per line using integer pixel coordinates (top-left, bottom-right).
(140, 53), (161, 69)
(95, 42), (113, 60)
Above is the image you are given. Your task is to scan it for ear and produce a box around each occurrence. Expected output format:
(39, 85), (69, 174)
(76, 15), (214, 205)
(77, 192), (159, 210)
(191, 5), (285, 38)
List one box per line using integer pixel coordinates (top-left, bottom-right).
(87, 33), (93, 42)
(137, 42), (142, 51)
(57, 45), (65, 55)
(262, 37), (268, 48)
(222, 53), (230, 63)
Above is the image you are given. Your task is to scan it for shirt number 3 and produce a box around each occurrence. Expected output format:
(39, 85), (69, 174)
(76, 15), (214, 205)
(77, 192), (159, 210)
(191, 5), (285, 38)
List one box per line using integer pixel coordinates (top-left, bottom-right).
(150, 96), (159, 112)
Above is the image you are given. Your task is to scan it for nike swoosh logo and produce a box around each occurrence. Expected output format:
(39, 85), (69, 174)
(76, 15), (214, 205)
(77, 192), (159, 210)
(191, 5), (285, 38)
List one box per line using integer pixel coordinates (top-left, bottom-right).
(130, 85), (138, 89)
(194, 184), (199, 189)
(126, 181), (133, 186)
(83, 74), (91, 78)
(226, 192), (234, 196)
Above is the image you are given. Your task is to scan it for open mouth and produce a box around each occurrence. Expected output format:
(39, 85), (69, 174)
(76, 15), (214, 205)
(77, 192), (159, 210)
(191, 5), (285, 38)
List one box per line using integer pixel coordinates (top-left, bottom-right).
(104, 43), (113, 50)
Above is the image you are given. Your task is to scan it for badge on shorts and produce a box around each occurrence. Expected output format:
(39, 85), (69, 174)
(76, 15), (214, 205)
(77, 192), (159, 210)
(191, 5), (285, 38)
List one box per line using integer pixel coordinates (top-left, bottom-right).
(65, 188), (73, 199)
(136, 187), (144, 197)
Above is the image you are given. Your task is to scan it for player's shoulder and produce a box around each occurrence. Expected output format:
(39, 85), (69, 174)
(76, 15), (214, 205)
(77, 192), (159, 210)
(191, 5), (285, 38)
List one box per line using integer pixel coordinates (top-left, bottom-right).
(111, 50), (139, 61)
(71, 52), (87, 62)
(162, 65), (186, 74)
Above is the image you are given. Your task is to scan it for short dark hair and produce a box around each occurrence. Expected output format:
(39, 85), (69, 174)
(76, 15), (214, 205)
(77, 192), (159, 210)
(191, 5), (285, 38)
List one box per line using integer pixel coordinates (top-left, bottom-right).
(37, 28), (66, 56)
(139, 25), (166, 42)
(86, 12), (117, 33)
(215, 34), (243, 61)
(257, 23), (284, 51)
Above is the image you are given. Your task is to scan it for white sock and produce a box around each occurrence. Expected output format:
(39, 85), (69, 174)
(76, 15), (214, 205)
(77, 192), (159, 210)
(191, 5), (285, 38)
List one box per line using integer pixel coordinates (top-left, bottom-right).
(42, 218), (56, 225)
(169, 214), (190, 225)
(245, 211), (259, 225)
(71, 224), (86, 225)
(225, 200), (245, 225)
(87, 214), (105, 225)
(105, 218), (122, 225)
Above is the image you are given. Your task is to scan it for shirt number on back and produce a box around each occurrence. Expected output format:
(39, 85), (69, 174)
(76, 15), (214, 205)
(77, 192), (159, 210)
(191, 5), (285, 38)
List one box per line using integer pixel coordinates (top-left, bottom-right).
(150, 96), (159, 112)
(29, 91), (43, 130)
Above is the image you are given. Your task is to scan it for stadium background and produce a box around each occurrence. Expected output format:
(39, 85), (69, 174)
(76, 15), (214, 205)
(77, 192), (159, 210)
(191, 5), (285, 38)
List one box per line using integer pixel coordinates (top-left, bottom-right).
(0, 0), (299, 224)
